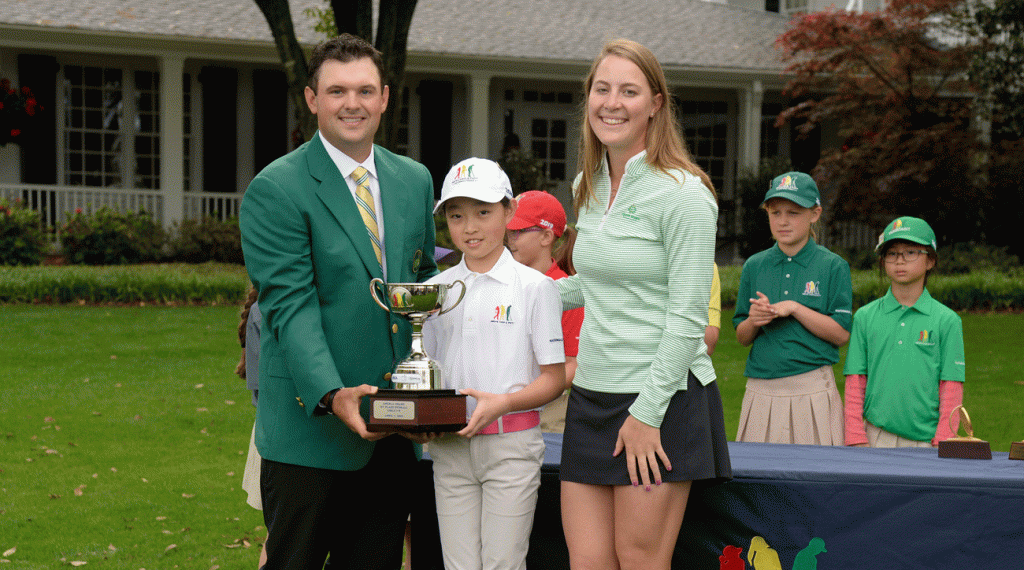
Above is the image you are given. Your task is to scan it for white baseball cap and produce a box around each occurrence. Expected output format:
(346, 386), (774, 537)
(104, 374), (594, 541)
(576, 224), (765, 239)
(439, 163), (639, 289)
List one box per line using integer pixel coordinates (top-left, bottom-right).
(434, 158), (513, 214)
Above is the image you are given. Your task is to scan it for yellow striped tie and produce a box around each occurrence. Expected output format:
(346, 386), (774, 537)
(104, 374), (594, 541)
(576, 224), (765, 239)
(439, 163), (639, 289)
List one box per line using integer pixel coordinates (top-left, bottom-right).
(351, 166), (383, 271)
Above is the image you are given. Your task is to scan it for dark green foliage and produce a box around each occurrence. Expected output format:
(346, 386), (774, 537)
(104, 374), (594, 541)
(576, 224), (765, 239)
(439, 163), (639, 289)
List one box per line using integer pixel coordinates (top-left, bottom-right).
(0, 197), (47, 266)
(59, 207), (164, 265)
(937, 243), (1021, 275)
(166, 216), (243, 264)
(498, 148), (553, 196)
(733, 156), (793, 259)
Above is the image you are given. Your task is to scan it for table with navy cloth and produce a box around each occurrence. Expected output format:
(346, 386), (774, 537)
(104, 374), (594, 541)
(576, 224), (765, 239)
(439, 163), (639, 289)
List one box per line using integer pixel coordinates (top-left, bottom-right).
(410, 433), (1024, 569)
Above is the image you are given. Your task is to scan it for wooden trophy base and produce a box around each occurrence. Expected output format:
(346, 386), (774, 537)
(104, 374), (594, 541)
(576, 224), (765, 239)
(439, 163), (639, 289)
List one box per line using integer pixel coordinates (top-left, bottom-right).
(367, 389), (467, 433)
(938, 438), (993, 460)
(1009, 442), (1024, 460)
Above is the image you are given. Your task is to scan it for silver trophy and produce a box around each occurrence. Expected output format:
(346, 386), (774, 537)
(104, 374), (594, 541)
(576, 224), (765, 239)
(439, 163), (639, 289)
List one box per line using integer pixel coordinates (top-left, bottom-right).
(367, 279), (467, 431)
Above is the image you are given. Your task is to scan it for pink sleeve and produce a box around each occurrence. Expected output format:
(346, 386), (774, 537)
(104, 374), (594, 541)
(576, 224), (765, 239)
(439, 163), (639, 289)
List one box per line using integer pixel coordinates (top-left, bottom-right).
(932, 380), (964, 446)
(844, 374), (868, 446)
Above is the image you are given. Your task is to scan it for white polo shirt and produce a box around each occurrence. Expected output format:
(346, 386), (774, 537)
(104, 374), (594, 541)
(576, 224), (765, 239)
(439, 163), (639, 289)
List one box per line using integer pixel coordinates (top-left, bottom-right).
(423, 248), (565, 417)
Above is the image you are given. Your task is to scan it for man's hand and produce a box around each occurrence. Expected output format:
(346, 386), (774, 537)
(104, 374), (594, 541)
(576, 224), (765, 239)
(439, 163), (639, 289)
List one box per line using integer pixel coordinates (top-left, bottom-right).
(330, 385), (387, 441)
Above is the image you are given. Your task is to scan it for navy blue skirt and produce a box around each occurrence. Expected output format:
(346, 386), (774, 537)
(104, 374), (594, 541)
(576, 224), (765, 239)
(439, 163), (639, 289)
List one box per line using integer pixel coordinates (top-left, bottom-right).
(560, 372), (732, 487)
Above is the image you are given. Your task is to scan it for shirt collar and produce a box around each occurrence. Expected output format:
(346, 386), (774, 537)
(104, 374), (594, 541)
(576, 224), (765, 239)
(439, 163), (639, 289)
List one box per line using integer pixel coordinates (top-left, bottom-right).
(598, 149), (648, 176)
(880, 286), (935, 315)
(766, 237), (818, 267)
(450, 248), (517, 284)
(318, 131), (378, 181)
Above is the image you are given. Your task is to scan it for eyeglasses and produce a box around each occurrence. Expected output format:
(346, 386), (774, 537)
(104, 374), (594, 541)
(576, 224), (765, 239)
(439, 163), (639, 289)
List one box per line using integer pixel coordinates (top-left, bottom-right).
(884, 249), (929, 263)
(507, 227), (543, 239)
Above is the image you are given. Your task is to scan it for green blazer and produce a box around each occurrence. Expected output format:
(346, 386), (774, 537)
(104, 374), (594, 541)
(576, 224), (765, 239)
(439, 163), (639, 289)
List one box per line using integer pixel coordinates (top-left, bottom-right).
(240, 135), (438, 471)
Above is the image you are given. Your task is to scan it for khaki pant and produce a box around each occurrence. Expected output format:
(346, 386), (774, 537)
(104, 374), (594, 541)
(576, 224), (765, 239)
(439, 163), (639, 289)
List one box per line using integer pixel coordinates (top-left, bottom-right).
(430, 428), (544, 570)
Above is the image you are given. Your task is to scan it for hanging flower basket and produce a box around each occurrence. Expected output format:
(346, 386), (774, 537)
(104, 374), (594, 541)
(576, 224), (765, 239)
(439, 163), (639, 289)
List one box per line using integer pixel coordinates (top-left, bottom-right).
(0, 78), (42, 147)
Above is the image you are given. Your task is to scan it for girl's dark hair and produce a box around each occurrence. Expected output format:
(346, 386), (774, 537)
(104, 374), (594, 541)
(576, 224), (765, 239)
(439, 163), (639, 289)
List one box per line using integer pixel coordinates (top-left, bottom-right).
(235, 285), (259, 379)
(554, 226), (577, 275)
(877, 241), (938, 286)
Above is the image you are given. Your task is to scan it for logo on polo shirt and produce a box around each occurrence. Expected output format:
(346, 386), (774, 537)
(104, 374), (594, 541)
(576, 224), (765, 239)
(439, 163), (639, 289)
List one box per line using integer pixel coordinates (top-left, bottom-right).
(493, 304), (513, 324)
(622, 204), (641, 221)
(802, 281), (821, 297)
(916, 330), (935, 346)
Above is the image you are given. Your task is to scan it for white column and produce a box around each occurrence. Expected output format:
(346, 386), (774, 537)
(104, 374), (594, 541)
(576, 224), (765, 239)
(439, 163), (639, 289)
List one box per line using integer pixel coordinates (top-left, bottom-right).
(468, 73), (491, 158)
(736, 80), (763, 181)
(236, 70), (255, 194)
(733, 80), (764, 263)
(159, 54), (185, 230)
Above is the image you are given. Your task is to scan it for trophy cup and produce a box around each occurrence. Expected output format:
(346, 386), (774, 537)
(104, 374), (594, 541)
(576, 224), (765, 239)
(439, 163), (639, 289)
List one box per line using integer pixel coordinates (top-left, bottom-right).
(367, 278), (467, 432)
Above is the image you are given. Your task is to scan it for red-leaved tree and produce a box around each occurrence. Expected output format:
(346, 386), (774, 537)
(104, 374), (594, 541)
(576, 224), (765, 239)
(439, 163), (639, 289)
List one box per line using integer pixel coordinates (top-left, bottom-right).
(775, 0), (999, 247)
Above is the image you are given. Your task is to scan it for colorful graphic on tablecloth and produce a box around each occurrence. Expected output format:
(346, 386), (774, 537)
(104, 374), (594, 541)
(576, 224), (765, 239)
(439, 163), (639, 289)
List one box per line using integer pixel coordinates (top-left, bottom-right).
(720, 536), (828, 569)
(719, 544), (745, 570)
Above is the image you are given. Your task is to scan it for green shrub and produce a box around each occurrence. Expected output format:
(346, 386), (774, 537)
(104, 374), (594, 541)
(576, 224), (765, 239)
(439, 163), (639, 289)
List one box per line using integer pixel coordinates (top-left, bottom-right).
(0, 263), (249, 304)
(167, 216), (243, 264)
(937, 242), (1021, 275)
(0, 197), (47, 265)
(59, 207), (164, 265)
(719, 266), (1022, 312)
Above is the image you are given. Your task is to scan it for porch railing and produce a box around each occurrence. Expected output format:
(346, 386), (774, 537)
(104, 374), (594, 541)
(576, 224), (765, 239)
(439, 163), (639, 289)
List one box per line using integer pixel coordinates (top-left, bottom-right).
(0, 183), (243, 231)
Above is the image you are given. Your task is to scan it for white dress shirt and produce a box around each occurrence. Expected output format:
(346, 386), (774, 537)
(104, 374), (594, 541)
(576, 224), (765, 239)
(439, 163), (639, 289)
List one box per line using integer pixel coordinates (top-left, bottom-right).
(318, 131), (388, 278)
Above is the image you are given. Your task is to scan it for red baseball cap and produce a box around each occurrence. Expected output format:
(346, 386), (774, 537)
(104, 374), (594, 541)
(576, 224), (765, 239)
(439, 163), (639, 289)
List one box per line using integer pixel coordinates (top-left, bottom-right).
(506, 191), (567, 237)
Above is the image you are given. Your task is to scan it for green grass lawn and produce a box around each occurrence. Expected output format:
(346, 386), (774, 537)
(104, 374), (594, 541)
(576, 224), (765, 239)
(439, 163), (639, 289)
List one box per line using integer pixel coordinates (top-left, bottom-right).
(2, 305), (1022, 567)
(713, 310), (1024, 447)
(1, 305), (262, 569)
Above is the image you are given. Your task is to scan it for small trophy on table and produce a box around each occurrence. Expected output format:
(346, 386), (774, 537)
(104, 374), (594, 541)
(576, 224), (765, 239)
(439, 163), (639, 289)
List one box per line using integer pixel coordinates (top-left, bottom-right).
(367, 278), (467, 432)
(1010, 440), (1024, 460)
(938, 405), (992, 460)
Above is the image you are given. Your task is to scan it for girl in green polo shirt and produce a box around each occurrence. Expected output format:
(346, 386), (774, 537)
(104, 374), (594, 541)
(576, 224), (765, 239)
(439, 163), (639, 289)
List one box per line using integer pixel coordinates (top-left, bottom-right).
(843, 216), (965, 447)
(733, 171), (853, 445)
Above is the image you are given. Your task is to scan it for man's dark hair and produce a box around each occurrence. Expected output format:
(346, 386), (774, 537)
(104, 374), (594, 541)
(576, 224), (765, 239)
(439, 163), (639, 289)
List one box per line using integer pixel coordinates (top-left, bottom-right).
(307, 34), (386, 91)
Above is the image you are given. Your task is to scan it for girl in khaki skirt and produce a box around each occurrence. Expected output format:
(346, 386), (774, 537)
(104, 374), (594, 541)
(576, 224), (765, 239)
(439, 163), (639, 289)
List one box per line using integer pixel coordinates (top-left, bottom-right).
(732, 172), (853, 445)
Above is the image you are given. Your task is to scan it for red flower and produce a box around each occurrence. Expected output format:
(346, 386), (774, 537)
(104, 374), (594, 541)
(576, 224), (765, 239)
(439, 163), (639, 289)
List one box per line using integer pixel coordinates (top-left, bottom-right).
(10, 129), (20, 137)
(21, 86), (30, 95)
(75, 208), (83, 214)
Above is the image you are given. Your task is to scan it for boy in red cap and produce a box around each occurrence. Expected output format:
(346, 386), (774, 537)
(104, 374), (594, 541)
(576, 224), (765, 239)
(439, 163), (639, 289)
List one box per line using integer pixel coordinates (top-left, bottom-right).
(506, 190), (584, 431)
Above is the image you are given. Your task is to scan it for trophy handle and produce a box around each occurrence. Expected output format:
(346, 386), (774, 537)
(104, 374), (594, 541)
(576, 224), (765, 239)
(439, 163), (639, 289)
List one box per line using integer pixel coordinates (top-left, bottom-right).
(437, 279), (466, 316)
(369, 278), (391, 312)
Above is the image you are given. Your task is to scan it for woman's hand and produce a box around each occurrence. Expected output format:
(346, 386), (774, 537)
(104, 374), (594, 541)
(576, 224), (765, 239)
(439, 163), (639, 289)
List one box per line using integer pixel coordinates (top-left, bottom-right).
(457, 389), (511, 438)
(613, 414), (671, 490)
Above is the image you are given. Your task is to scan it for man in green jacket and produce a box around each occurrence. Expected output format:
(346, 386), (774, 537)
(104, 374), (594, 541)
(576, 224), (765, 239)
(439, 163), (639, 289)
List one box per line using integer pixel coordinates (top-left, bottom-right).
(240, 34), (437, 569)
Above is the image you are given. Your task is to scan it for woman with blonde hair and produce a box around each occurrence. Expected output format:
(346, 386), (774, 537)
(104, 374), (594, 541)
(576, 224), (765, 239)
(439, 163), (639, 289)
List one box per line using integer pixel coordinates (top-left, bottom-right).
(556, 38), (731, 570)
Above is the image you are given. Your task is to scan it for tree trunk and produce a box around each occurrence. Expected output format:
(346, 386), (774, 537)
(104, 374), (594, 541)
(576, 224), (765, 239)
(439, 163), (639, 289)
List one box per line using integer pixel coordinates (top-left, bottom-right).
(372, 0), (417, 152)
(332, 0), (373, 41)
(254, 0), (317, 145)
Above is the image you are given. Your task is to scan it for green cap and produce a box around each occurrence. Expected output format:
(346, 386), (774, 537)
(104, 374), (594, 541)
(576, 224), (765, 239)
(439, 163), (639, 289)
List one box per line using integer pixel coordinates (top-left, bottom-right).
(875, 216), (937, 252)
(763, 172), (821, 208)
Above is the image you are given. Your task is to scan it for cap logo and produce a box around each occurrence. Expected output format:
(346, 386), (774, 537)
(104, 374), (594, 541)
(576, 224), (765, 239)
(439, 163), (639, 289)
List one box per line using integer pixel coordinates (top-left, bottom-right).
(538, 219), (553, 229)
(776, 175), (799, 191)
(452, 164), (476, 183)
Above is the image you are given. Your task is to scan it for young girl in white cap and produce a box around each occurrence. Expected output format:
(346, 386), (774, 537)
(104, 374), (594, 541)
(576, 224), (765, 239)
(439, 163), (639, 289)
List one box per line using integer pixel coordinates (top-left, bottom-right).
(423, 158), (565, 570)
(733, 171), (853, 445)
(843, 216), (965, 447)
